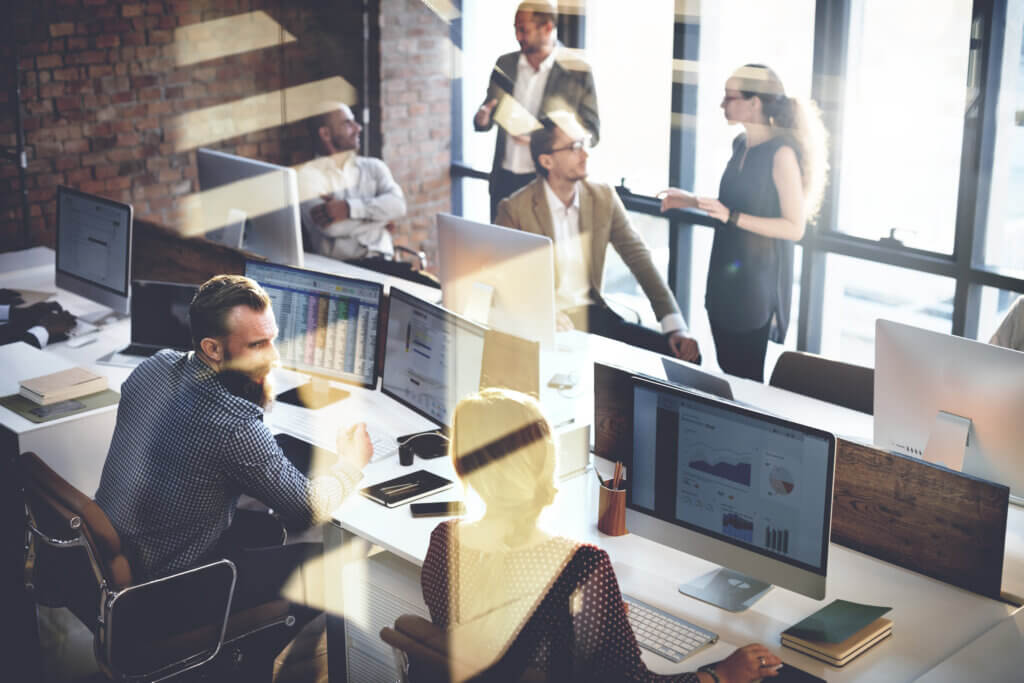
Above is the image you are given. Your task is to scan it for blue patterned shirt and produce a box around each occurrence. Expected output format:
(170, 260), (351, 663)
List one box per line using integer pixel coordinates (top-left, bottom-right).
(95, 350), (361, 581)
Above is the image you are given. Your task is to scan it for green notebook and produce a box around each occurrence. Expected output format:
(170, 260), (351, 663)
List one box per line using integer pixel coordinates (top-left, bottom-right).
(0, 390), (120, 424)
(783, 599), (891, 644)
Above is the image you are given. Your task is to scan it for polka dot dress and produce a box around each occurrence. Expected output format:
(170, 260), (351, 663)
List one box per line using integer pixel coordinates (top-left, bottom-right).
(421, 520), (700, 682)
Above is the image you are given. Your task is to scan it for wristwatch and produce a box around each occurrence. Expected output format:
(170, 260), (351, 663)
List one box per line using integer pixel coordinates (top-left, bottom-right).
(727, 208), (740, 226)
(698, 663), (721, 683)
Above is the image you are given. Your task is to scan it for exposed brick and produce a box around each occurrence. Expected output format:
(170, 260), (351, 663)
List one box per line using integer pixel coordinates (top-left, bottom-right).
(96, 34), (120, 48)
(122, 4), (144, 17)
(36, 54), (63, 69)
(49, 23), (75, 38)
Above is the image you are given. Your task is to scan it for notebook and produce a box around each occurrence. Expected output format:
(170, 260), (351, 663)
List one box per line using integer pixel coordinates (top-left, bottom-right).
(360, 470), (453, 508)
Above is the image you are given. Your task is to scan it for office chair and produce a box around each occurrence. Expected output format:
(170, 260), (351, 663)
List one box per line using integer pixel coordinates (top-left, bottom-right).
(20, 451), (298, 681)
(769, 350), (874, 414)
(305, 221), (441, 289)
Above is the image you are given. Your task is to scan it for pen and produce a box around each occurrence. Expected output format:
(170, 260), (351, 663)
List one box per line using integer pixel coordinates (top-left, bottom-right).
(594, 466), (605, 488)
(381, 482), (419, 494)
(554, 417), (576, 429)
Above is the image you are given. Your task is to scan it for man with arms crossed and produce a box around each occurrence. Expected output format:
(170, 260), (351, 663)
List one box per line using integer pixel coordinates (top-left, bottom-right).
(496, 117), (700, 362)
(95, 275), (372, 657)
(475, 0), (599, 221)
(299, 102), (406, 263)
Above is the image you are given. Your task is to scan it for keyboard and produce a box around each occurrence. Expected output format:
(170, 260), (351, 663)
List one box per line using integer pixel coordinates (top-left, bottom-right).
(368, 425), (400, 461)
(68, 319), (98, 337)
(624, 595), (718, 663)
(120, 344), (159, 357)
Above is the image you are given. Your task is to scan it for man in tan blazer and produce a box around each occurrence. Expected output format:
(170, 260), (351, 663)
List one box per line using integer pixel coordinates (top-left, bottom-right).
(496, 118), (700, 362)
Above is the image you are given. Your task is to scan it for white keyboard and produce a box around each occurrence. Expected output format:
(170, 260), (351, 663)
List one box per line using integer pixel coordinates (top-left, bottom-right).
(624, 595), (718, 663)
(68, 319), (98, 337)
(368, 425), (400, 461)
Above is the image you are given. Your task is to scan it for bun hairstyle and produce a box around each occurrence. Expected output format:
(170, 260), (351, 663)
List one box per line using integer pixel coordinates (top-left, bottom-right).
(732, 64), (829, 222)
(449, 388), (558, 547)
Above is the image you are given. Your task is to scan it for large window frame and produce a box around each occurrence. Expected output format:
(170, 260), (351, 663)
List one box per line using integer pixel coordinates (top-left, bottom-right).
(449, 0), (1024, 357)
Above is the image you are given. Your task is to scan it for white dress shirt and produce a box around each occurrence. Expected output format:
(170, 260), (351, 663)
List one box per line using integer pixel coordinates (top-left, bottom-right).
(542, 181), (687, 335)
(502, 49), (557, 174)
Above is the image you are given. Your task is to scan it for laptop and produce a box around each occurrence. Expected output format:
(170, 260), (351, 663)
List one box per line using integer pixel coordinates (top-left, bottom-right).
(98, 281), (197, 368)
(661, 357), (734, 400)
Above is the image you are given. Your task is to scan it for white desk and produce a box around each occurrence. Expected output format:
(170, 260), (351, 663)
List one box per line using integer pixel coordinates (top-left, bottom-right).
(324, 332), (1017, 683)
(917, 606), (1024, 681)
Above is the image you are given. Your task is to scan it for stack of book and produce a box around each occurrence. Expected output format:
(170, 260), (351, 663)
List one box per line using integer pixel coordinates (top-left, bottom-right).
(19, 367), (108, 406)
(781, 599), (892, 667)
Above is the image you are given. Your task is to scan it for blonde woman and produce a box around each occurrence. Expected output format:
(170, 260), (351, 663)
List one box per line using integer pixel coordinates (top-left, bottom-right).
(420, 388), (781, 682)
(661, 64), (828, 382)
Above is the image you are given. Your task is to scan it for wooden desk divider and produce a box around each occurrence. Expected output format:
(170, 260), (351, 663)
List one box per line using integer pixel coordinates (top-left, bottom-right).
(594, 362), (1010, 599)
(832, 438), (1008, 600)
(132, 218), (263, 284)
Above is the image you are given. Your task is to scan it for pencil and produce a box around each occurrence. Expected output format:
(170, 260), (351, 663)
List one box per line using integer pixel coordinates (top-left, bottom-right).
(595, 466), (605, 488)
(612, 462), (622, 490)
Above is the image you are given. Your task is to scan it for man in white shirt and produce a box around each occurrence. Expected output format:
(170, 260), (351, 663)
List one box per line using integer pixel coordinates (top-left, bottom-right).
(298, 102), (406, 261)
(496, 119), (701, 362)
(474, 1), (599, 221)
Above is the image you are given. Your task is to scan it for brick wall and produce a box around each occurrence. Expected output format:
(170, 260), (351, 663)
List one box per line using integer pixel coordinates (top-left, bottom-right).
(1, 0), (451, 261)
(378, 0), (451, 263)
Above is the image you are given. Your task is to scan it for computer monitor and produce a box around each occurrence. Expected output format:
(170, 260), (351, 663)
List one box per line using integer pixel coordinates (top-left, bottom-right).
(55, 186), (133, 317)
(245, 261), (383, 402)
(628, 376), (836, 611)
(436, 213), (556, 348)
(197, 148), (303, 267)
(661, 357), (733, 400)
(874, 319), (1024, 504)
(381, 287), (487, 430)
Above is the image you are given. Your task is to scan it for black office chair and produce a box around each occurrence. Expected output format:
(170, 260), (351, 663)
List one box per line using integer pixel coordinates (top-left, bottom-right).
(769, 350), (874, 414)
(20, 451), (298, 681)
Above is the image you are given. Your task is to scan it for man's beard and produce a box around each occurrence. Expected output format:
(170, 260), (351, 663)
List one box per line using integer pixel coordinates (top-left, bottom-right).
(217, 357), (275, 408)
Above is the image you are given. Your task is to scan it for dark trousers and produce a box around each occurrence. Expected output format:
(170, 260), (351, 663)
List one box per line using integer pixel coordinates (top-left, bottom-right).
(566, 304), (680, 358)
(710, 319), (772, 382)
(490, 168), (536, 222)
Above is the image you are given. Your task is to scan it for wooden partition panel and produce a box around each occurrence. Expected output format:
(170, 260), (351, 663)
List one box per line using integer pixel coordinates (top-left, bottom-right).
(594, 362), (1011, 599)
(833, 439), (1008, 599)
(132, 219), (262, 284)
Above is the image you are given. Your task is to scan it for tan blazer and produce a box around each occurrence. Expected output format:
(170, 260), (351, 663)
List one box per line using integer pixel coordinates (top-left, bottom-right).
(496, 178), (682, 322)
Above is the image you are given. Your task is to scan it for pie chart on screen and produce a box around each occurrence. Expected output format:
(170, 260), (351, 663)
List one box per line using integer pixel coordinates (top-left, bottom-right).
(769, 466), (795, 495)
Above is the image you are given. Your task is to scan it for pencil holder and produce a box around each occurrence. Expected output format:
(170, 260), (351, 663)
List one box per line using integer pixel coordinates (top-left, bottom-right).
(597, 484), (628, 536)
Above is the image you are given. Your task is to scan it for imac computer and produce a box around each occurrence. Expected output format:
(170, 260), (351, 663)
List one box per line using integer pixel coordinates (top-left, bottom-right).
(245, 260), (383, 408)
(874, 319), (1024, 504)
(628, 375), (836, 611)
(197, 148), (303, 267)
(56, 185), (133, 318)
(436, 213), (556, 348)
(381, 287), (487, 431)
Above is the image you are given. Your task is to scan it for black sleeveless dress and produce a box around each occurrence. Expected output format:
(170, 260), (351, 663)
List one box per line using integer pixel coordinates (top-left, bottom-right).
(705, 133), (796, 343)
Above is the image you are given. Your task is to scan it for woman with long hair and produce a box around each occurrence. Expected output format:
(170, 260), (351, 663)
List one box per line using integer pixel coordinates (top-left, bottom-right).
(420, 387), (782, 682)
(661, 64), (828, 381)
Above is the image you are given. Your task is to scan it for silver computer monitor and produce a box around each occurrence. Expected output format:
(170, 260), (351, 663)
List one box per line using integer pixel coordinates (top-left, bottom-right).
(197, 148), (303, 267)
(628, 376), (836, 611)
(56, 185), (133, 316)
(245, 260), (382, 390)
(874, 319), (1024, 504)
(436, 213), (556, 348)
(381, 287), (487, 429)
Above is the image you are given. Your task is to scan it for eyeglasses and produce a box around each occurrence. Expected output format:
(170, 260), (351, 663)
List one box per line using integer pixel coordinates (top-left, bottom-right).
(548, 137), (591, 154)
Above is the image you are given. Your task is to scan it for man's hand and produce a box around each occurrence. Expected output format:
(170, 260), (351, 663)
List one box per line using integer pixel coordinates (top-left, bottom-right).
(311, 194), (350, 227)
(657, 188), (698, 212)
(336, 423), (373, 472)
(11, 301), (61, 328)
(668, 331), (700, 363)
(556, 311), (575, 332)
(474, 98), (498, 128)
(0, 289), (24, 306)
(39, 310), (76, 338)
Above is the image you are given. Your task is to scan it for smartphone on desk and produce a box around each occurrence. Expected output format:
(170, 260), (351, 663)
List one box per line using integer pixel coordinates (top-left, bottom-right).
(410, 501), (466, 518)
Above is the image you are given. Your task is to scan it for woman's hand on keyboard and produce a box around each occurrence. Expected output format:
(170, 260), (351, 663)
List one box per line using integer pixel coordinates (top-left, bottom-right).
(712, 643), (782, 682)
(336, 423), (373, 472)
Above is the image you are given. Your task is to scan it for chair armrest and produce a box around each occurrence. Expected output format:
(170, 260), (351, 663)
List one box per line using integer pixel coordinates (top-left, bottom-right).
(393, 244), (427, 270)
(101, 559), (237, 680)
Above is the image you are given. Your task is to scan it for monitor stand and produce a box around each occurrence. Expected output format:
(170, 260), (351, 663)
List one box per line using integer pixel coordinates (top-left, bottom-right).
(276, 376), (349, 410)
(77, 309), (128, 326)
(922, 410), (972, 471)
(679, 568), (772, 612)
